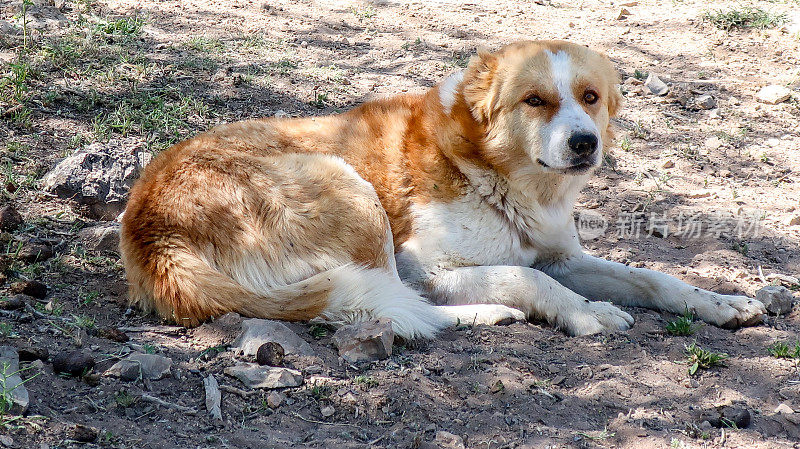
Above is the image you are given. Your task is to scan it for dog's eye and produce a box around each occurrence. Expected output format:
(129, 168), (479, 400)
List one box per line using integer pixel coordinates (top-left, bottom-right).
(584, 91), (599, 104)
(524, 96), (544, 107)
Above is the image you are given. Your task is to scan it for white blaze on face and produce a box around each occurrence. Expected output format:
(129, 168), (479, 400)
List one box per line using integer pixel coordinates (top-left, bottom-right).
(439, 70), (465, 115)
(538, 50), (601, 170)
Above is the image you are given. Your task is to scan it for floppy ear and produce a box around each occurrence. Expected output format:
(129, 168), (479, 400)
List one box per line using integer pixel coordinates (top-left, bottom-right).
(601, 55), (623, 118)
(462, 47), (500, 123)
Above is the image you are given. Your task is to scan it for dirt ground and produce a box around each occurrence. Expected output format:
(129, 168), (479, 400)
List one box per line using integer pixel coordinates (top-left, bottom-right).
(1, 0), (800, 448)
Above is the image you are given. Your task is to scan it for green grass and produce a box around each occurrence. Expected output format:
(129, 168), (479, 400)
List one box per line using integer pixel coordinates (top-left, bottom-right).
(0, 322), (14, 339)
(142, 343), (157, 354)
(685, 342), (728, 376)
(95, 16), (145, 36)
(704, 7), (787, 30)
(0, 362), (38, 419)
(666, 308), (698, 336)
(114, 390), (136, 407)
(186, 36), (225, 53)
(767, 341), (800, 359)
(353, 375), (379, 388)
(310, 383), (332, 400)
(71, 314), (96, 330)
(309, 323), (330, 339)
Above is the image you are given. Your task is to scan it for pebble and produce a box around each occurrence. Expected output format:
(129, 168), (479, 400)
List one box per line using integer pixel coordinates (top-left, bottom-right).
(52, 351), (95, 376)
(617, 8), (631, 20)
(77, 222), (120, 252)
(105, 353), (173, 381)
(232, 318), (314, 357)
(320, 404), (335, 417)
(434, 431), (466, 449)
(0, 294), (28, 310)
(0, 436), (12, 447)
(775, 403), (795, 414)
(70, 424), (98, 443)
(331, 318), (394, 364)
(787, 215), (800, 226)
(256, 342), (285, 366)
(0, 346), (29, 414)
(644, 73), (669, 96)
(662, 160), (675, 169)
(693, 94), (716, 110)
(756, 285), (795, 315)
(266, 391), (285, 408)
(0, 205), (23, 231)
(756, 85), (791, 104)
(16, 243), (54, 263)
(9, 280), (48, 299)
(17, 345), (48, 362)
(224, 363), (303, 389)
(97, 327), (130, 342)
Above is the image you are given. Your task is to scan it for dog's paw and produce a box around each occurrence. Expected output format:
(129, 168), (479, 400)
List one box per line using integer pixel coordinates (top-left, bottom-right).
(690, 293), (766, 329)
(559, 300), (634, 336)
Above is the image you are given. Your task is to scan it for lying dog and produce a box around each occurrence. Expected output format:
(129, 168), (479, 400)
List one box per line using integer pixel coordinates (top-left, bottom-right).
(120, 40), (765, 339)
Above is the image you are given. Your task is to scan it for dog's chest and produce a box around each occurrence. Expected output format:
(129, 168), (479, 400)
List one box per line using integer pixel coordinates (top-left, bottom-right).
(395, 190), (577, 276)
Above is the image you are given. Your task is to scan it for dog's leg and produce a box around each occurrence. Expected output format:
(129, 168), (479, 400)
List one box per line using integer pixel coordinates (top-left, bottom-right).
(542, 254), (766, 328)
(427, 266), (633, 336)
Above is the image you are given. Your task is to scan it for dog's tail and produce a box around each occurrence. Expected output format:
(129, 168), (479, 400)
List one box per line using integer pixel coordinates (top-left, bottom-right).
(124, 243), (448, 339)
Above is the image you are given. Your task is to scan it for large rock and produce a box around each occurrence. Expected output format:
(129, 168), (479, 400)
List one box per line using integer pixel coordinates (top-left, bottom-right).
(0, 346), (29, 414)
(644, 73), (669, 96)
(223, 364), (303, 389)
(232, 319), (314, 357)
(41, 138), (148, 219)
(78, 222), (121, 252)
(756, 286), (796, 315)
(105, 353), (172, 381)
(331, 318), (394, 364)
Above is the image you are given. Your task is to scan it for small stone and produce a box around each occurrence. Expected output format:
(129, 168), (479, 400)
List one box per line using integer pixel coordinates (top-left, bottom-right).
(232, 318), (314, 357)
(756, 85), (792, 105)
(320, 404), (335, 417)
(16, 243), (54, 263)
(662, 160), (675, 169)
(203, 374), (222, 421)
(192, 312), (243, 347)
(756, 285), (795, 315)
(266, 391), (285, 408)
(644, 73), (669, 96)
(775, 403), (795, 414)
(0, 435), (12, 447)
(693, 94), (716, 110)
(0, 294), (28, 310)
(70, 424), (98, 443)
(687, 190), (712, 199)
(720, 406), (751, 428)
(52, 351), (95, 376)
(300, 41), (308, 48)
(97, 327), (130, 342)
(9, 280), (47, 299)
(77, 222), (120, 252)
(434, 431), (465, 449)
(331, 318), (394, 364)
(0, 205), (23, 231)
(105, 353), (172, 381)
(617, 8), (631, 20)
(273, 110), (290, 118)
(224, 363), (303, 389)
(256, 342), (285, 366)
(620, 1), (638, 5)
(704, 136), (723, 150)
(17, 345), (48, 362)
(0, 346), (29, 414)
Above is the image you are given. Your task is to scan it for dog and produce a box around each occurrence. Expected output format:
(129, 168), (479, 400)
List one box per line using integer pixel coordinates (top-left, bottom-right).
(120, 40), (766, 339)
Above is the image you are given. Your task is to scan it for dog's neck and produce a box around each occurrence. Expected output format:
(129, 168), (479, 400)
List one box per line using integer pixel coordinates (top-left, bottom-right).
(426, 83), (589, 244)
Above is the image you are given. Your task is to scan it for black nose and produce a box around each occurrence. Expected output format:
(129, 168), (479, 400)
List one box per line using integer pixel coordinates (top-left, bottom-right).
(568, 132), (598, 156)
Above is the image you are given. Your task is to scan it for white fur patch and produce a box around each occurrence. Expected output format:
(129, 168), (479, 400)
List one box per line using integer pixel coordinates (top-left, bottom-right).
(439, 70), (464, 114)
(539, 51), (602, 169)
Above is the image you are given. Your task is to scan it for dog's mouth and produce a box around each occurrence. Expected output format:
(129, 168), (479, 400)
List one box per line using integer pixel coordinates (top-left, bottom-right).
(536, 159), (596, 175)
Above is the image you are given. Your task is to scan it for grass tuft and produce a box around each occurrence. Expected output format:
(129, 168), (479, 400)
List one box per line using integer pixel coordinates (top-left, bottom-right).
(685, 342), (728, 376)
(767, 341), (800, 359)
(666, 308), (698, 336)
(704, 7), (787, 30)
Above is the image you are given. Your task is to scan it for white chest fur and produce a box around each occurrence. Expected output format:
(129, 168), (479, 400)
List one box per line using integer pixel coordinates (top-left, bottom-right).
(395, 167), (585, 287)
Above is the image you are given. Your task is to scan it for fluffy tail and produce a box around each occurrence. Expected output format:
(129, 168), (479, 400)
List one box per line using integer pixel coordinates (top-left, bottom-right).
(129, 245), (448, 339)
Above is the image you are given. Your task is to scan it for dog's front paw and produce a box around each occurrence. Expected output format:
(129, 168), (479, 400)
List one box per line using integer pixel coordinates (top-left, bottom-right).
(691, 293), (766, 329)
(558, 300), (634, 336)
(441, 304), (527, 327)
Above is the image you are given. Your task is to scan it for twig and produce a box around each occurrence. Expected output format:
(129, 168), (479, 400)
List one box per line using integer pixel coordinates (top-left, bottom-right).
(117, 325), (184, 334)
(218, 384), (255, 398)
(140, 394), (197, 415)
(291, 412), (360, 427)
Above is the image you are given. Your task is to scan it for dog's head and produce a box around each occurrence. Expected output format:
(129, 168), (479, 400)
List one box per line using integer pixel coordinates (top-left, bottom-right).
(458, 41), (621, 177)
